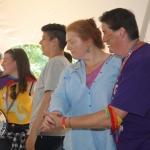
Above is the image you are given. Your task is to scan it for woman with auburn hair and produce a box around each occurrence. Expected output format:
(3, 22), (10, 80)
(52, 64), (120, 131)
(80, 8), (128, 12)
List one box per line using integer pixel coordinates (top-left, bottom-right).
(41, 18), (121, 150)
(0, 48), (36, 150)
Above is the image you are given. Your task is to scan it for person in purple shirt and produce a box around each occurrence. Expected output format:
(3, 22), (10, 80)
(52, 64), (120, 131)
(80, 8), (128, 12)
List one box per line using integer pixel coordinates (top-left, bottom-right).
(40, 8), (150, 150)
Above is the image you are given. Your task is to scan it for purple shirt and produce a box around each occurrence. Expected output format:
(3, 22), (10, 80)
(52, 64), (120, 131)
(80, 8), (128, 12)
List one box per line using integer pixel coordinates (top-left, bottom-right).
(111, 43), (150, 150)
(0, 75), (18, 89)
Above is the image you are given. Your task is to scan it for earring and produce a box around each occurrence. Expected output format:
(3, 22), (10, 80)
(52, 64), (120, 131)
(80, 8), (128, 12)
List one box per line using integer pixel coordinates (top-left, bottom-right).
(87, 49), (90, 53)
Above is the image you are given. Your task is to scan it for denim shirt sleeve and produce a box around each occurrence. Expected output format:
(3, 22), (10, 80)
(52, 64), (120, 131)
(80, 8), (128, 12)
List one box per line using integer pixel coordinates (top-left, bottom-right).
(48, 64), (77, 116)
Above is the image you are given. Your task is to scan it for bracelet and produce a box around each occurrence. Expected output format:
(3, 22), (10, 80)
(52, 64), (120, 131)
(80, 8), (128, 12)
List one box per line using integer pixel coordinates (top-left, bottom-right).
(62, 117), (70, 130)
(68, 117), (72, 128)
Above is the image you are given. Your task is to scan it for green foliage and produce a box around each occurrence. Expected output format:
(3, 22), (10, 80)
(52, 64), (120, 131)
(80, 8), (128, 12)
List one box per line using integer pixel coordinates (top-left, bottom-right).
(72, 59), (77, 64)
(13, 44), (48, 78)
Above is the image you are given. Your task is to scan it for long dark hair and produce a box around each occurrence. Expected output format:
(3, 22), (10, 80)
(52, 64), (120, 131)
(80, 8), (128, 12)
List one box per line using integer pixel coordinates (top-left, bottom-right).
(4, 48), (36, 93)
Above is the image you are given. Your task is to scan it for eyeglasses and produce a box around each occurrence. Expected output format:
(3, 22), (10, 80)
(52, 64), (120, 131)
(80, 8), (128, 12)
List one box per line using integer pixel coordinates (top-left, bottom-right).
(10, 84), (18, 100)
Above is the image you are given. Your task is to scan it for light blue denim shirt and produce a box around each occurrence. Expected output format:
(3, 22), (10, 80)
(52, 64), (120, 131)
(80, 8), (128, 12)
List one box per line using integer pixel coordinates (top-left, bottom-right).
(48, 55), (121, 150)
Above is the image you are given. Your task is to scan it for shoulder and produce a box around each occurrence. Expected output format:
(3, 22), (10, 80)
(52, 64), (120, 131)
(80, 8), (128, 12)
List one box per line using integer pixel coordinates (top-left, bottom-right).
(131, 43), (150, 62)
(46, 56), (69, 67)
(27, 77), (37, 82)
(60, 60), (82, 76)
(134, 43), (150, 55)
(142, 42), (150, 48)
(0, 75), (16, 89)
(108, 55), (122, 68)
(51, 56), (69, 63)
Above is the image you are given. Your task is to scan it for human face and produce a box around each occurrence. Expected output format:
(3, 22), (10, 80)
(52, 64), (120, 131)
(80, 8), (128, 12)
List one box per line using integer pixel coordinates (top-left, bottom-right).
(39, 32), (53, 57)
(66, 31), (89, 60)
(2, 53), (17, 76)
(0, 59), (3, 65)
(102, 22), (120, 55)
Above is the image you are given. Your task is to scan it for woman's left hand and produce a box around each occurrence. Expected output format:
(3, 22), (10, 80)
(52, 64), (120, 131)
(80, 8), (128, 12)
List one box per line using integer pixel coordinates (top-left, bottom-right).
(39, 111), (63, 132)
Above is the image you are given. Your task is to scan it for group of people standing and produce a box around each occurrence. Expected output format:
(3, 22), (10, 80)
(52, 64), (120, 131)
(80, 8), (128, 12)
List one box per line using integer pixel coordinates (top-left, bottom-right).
(0, 7), (150, 150)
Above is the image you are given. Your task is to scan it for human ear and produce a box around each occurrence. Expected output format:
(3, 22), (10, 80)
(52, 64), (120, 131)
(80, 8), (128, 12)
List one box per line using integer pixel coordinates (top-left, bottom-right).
(119, 27), (126, 39)
(53, 38), (59, 46)
(86, 38), (93, 46)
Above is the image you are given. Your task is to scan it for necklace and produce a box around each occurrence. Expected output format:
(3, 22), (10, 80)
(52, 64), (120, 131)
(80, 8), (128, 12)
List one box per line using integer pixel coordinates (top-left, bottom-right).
(112, 39), (143, 97)
(3, 83), (19, 113)
(119, 39), (139, 75)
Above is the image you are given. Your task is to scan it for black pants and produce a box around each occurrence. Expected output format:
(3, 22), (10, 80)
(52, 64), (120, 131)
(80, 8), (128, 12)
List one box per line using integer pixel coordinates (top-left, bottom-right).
(0, 123), (29, 150)
(35, 135), (64, 150)
(7, 123), (29, 133)
(0, 139), (12, 150)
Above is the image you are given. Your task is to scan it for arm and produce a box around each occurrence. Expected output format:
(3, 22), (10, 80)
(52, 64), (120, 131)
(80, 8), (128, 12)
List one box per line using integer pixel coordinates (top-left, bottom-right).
(40, 106), (128, 131)
(66, 106), (128, 129)
(26, 91), (53, 150)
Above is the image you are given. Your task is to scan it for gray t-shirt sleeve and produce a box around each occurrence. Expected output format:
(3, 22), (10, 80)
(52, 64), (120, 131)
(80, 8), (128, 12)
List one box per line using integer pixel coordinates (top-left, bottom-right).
(44, 60), (66, 91)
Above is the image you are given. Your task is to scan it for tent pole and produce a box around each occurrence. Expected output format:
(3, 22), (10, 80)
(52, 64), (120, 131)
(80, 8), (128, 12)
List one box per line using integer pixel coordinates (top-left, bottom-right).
(140, 0), (150, 41)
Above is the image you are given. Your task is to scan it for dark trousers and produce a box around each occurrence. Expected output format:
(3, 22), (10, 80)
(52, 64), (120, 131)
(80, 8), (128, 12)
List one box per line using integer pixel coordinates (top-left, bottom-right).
(0, 123), (29, 150)
(35, 135), (64, 150)
(0, 139), (12, 150)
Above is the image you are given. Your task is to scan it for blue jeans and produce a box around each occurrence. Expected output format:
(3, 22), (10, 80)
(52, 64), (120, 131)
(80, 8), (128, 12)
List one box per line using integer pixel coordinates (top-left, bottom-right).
(35, 135), (64, 150)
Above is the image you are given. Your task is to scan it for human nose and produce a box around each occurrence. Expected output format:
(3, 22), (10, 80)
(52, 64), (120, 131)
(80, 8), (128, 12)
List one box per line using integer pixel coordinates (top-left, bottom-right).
(39, 40), (42, 45)
(102, 35), (106, 43)
(0, 60), (2, 65)
(67, 43), (71, 51)
(1, 61), (4, 66)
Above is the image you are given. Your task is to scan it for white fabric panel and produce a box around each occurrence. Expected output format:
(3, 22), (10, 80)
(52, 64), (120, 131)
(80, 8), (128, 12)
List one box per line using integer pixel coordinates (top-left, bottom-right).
(140, 0), (150, 41)
(144, 20), (150, 43)
(0, 0), (149, 53)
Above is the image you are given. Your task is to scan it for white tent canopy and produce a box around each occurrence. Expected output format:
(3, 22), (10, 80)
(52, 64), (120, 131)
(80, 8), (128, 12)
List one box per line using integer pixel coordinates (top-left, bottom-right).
(0, 0), (150, 53)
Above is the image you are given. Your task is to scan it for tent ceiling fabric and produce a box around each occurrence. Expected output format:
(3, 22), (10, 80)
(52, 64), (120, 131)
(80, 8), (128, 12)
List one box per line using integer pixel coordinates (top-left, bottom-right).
(0, 0), (149, 53)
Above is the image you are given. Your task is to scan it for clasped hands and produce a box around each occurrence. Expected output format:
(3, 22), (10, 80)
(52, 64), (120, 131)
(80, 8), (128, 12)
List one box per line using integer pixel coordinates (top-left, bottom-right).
(40, 111), (63, 132)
